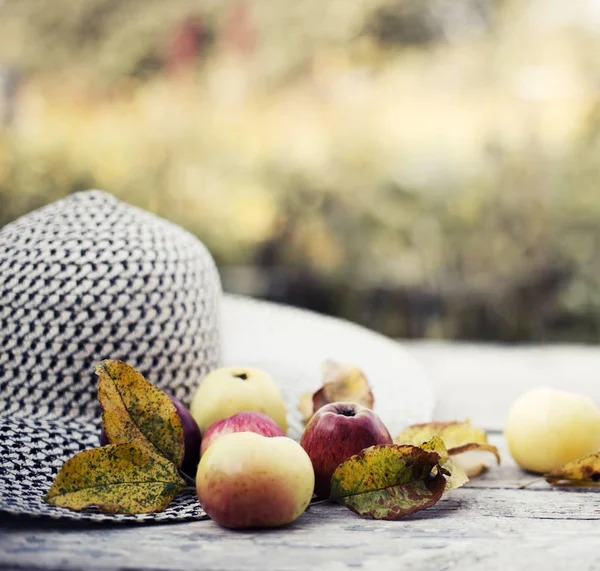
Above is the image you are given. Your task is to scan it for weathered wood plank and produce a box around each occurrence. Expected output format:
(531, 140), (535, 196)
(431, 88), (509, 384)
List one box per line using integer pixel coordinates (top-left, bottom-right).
(2, 489), (599, 571)
(1, 436), (599, 570)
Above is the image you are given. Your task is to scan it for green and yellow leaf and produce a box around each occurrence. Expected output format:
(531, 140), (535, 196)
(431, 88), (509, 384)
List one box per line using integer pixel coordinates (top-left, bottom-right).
(420, 435), (449, 462)
(421, 436), (469, 491)
(97, 360), (184, 469)
(330, 444), (446, 520)
(544, 452), (600, 486)
(45, 442), (186, 514)
(395, 420), (500, 477)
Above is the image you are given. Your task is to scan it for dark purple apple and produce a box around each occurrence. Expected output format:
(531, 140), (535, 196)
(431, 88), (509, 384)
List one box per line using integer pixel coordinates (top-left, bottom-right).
(300, 401), (392, 498)
(100, 394), (201, 477)
(200, 411), (285, 457)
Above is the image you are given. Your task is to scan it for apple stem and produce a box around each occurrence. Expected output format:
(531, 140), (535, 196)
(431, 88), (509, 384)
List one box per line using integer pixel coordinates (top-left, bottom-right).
(180, 471), (197, 488)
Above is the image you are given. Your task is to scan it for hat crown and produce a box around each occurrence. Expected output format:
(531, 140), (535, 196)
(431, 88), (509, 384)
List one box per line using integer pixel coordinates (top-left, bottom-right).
(0, 191), (221, 422)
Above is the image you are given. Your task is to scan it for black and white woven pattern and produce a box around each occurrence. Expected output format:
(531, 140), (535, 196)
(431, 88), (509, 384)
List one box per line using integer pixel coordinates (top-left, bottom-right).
(0, 191), (221, 522)
(0, 416), (205, 522)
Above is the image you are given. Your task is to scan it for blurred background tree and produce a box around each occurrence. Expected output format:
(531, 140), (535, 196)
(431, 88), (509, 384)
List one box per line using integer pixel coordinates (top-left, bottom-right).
(1, 0), (600, 342)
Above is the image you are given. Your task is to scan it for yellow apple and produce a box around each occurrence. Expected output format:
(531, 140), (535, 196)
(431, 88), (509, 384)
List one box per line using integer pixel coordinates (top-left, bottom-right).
(196, 432), (314, 528)
(191, 367), (287, 433)
(506, 387), (600, 473)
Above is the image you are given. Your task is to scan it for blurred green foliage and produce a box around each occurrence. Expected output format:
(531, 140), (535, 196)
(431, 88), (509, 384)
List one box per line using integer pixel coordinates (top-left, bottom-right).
(1, 0), (600, 342)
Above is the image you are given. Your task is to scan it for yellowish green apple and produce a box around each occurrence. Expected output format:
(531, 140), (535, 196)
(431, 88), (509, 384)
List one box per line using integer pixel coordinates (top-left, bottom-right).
(196, 432), (314, 529)
(191, 367), (287, 433)
(506, 387), (600, 473)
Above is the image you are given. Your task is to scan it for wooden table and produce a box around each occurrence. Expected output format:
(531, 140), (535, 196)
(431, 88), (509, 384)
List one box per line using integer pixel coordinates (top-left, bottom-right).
(2, 342), (600, 570)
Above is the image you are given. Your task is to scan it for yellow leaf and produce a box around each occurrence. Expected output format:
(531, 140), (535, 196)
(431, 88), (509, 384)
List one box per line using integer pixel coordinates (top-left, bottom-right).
(395, 420), (500, 478)
(330, 444), (446, 520)
(442, 458), (470, 490)
(395, 420), (486, 448)
(97, 360), (184, 469)
(45, 443), (186, 514)
(545, 451), (600, 486)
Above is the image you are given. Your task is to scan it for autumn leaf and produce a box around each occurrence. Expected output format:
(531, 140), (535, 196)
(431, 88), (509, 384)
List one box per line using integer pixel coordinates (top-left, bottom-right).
(395, 420), (500, 477)
(421, 436), (469, 491)
(396, 421), (488, 448)
(317, 360), (374, 411)
(299, 360), (374, 424)
(97, 360), (184, 469)
(448, 442), (501, 465)
(544, 452), (600, 486)
(329, 444), (446, 520)
(45, 442), (186, 514)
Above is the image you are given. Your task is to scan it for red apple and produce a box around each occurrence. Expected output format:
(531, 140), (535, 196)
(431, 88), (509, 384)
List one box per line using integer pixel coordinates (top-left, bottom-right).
(200, 412), (284, 457)
(300, 401), (392, 498)
(100, 394), (201, 477)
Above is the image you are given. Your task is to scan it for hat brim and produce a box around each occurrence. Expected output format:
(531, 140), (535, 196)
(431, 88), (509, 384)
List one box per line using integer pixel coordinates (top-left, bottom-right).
(0, 295), (433, 523)
(0, 415), (205, 522)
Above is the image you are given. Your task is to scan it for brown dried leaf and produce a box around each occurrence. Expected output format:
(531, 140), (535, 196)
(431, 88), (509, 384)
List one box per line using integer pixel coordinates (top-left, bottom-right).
(330, 444), (446, 520)
(44, 442), (186, 514)
(299, 360), (374, 423)
(319, 360), (374, 409)
(97, 360), (184, 469)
